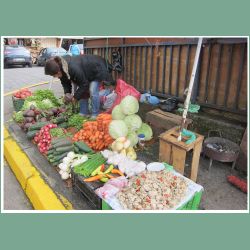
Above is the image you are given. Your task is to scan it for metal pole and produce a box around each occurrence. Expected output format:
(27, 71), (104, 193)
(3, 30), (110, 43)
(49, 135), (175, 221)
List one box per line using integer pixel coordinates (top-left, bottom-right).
(178, 37), (203, 141)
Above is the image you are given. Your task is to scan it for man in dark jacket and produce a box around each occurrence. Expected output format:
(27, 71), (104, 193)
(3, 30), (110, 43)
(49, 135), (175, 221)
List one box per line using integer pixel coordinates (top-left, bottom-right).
(44, 54), (113, 118)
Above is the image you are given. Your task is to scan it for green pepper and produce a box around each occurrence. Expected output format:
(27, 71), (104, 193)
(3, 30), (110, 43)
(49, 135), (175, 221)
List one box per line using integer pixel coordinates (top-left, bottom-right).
(100, 177), (109, 183)
(91, 164), (104, 177)
(104, 165), (114, 174)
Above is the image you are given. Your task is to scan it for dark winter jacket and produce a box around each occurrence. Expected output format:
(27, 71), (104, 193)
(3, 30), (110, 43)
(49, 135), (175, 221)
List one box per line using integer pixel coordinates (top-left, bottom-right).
(59, 55), (113, 100)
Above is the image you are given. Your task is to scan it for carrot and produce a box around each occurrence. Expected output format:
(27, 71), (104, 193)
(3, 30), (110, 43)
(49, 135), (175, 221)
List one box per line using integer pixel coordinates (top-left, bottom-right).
(106, 174), (115, 179)
(111, 169), (124, 176)
(84, 175), (104, 182)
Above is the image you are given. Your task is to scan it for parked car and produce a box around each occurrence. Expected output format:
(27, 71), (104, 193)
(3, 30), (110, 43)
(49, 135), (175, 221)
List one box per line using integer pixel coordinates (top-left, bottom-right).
(37, 47), (67, 66)
(67, 44), (84, 56)
(4, 45), (32, 68)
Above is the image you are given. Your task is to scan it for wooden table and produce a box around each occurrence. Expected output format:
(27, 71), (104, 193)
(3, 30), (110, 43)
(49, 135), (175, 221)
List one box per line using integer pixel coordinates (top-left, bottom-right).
(159, 126), (204, 182)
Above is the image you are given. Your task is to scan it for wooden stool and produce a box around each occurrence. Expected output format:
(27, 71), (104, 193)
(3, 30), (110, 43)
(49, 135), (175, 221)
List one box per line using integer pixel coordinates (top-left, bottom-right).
(159, 126), (204, 182)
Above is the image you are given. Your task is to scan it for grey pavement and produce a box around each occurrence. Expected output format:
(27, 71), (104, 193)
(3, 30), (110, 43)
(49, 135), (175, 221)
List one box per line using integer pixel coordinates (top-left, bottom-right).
(4, 65), (52, 93)
(3, 66), (55, 210)
(3, 161), (33, 210)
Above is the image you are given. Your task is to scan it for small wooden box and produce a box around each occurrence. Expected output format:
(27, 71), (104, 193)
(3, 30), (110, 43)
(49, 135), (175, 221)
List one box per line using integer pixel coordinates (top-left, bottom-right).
(146, 109), (192, 138)
(159, 126), (204, 182)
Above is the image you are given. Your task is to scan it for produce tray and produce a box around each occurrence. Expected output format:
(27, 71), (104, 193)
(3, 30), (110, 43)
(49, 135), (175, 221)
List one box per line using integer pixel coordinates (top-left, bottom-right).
(12, 96), (25, 112)
(71, 170), (104, 209)
(101, 190), (203, 210)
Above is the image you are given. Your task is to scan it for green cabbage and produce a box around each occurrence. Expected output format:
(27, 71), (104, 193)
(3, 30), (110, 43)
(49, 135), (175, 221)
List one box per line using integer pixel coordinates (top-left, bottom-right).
(112, 105), (125, 120)
(120, 95), (139, 115)
(22, 100), (38, 110)
(39, 99), (54, 109)
(136, 123), (153, 141)
(127, 131), (139, 147)
(109, 120), (128, 139)
(124, 114), (142, 131)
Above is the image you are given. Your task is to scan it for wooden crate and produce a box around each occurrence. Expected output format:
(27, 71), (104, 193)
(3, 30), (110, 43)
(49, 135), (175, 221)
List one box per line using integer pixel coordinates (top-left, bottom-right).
(146, 109), (192, 138)
(159, 126), (204, 182)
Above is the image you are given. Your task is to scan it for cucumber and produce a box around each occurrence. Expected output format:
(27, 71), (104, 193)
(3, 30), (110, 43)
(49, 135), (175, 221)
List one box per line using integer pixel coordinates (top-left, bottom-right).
(51, 161), (60, 167)
(28, 122), (49, 131)
(53, 140), (72, 148)
(47, 149), (55, 155)
(56, 145), (74, 153)
(74, 141), (92, 153)
(26, 130), (39, 140)
(51, 137), (66, 145)
(54, 152), (68, 162)
(58, 122), (68, 129)
(74, 146), (80, 153)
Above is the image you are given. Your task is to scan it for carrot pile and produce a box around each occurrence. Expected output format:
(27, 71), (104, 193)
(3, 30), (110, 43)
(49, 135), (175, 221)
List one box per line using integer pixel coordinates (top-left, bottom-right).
(72, 113), (114, 151)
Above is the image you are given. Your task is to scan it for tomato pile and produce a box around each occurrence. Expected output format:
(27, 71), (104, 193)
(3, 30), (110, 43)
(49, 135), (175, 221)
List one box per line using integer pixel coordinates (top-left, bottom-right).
(34, 124), (57, 154)
(13, 88), (32, 99)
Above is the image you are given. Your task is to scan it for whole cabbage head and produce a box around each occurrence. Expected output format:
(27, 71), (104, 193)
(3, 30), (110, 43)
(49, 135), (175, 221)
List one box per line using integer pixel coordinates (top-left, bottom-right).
(127, 131), (139, 147)
(124, 114), (142, 131)
(109, 120), (128, 139)
(112, 105), (125, 120)
(136, 123), (153, 141)
(120, 95), (139, 115)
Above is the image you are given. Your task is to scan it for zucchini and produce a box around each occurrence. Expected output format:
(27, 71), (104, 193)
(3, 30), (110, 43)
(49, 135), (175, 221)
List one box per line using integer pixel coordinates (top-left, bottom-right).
(58, 122), (68, 129)
(74, 141), (92, 153)
(28, 122), (49, 131)
(26, 130), (39, 140)
(55, 145), (74, 153)
(53, 140), (72, 148)
(54, 152), (68, 162)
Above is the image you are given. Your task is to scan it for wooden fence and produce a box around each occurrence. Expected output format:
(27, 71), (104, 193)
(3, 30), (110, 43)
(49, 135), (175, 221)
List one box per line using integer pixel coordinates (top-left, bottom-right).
(85, 38), (247, 114)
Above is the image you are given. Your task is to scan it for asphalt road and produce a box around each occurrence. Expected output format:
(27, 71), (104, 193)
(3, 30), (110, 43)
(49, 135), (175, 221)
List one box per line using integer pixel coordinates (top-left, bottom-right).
(3, 65), (51, 210)
(4, 65), (52, 93)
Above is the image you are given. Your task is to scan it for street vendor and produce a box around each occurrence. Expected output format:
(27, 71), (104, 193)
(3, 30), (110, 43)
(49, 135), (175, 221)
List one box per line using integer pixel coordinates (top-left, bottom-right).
(44, 54), (114, 118)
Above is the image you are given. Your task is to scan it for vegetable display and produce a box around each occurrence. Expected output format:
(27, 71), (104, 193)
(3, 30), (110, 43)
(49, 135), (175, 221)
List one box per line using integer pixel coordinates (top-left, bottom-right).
(73, 153), (106, 177)
(101, 150), (145, 177)
(120, 95), (139, 115)
(124, 114), (142, 131)
(34, 124), (57, 154)
(109, 120), (128, 139)
(13, 111), (24, 123)
(58, 152), (88, 180)
(136, 123), (153, 141)
(68, 114), (87, 131)
(111, 105), (125, 120)
(73, 114), (114, 151)
(117, 170), (188, 210)
(22, 90), (60, 111)
(108, 95), (153, 144)
(13, 88), (32, 99)
(49, 128), (65, 138)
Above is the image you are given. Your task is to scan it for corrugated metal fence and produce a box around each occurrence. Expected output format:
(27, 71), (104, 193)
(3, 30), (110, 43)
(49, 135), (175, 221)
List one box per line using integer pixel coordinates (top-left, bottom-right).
(85, 39), (247, 114)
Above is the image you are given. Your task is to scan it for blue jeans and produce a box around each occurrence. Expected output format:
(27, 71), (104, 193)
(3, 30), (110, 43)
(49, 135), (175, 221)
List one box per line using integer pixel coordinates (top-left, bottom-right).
(79, 81), (100, 116)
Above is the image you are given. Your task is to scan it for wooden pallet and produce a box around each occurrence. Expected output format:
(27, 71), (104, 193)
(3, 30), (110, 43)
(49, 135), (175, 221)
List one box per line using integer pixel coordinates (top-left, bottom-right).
(159, 126), (204, 182)
(146, 109), (192, 138)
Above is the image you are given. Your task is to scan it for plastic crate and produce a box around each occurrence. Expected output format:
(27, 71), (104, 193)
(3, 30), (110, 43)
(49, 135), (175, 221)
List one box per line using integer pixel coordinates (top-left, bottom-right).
(12, 96), (25, 112)
(102, 190), (203, 210)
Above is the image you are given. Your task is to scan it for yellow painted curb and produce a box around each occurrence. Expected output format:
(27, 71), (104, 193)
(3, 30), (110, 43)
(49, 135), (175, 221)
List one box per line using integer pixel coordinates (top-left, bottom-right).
(4, 127), (66, 210)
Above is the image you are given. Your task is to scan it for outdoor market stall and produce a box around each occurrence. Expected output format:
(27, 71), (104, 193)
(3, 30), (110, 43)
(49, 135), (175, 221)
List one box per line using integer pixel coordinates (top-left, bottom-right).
(11, 84), (204, 210)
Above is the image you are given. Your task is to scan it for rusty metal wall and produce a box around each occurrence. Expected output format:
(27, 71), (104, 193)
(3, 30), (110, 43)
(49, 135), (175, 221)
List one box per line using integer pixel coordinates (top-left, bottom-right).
(84, 38), (248, 114)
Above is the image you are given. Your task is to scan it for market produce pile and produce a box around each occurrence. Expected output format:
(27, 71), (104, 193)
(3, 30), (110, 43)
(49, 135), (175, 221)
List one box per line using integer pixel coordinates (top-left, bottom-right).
(10, 89), (201, 210)
(73, 113), (114, 151)
(110, 96), (153, 147)
(117, 170), (188, 210)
